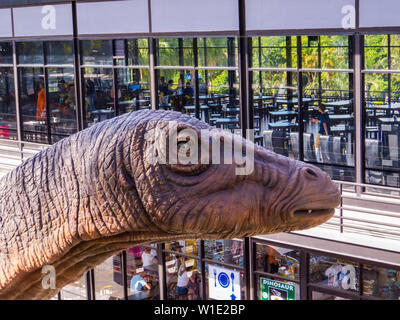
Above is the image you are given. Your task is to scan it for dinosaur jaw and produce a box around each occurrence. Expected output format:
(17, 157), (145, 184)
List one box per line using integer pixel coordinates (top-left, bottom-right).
(293, 208), (335, 218)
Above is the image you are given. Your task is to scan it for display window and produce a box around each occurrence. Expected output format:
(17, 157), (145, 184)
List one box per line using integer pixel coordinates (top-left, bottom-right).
(164, 240), (200, 256)
(94, 255), (124, 300)
(362, 265), (400, 299)
(59, 274), (87, 300)
(126, 245), (160, 300)
(255, 244), (300, 281)
(309, 254), (359, 293)
(165, 253), (202, 300)
(204, 239), (244, 266)
(311, 290), (351, 300)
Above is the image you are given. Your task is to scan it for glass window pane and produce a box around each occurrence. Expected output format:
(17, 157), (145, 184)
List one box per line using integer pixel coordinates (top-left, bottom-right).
(83, 67), (115, 127)
(94, 255), (124, 300)
(198, 69), (240, 130)
(81, 40), (113, 66)
(364, 35), (388, 70)
(127, 246), (160, 300)
(303, 71), (354, 181)
(254, 36), (296, 69)
(205, 263), (244, 300)
(198, 37), (237, 68)
(302, 36), (349, 70)
(19, 67), (48, 143)
(164, 240), (200, 256)
(157, 38), (193, 66)
(117, 68), (150, 113)
(17, 41), (44, 65)
(255, 244), (300, 281)
(0, 67), (16, 140)
(311, 290), (351, 300)
(46, 41), (74, 65)
(59, 274), (87, 300)
(252, 70), (298, 157)
(0, 42), (12, 65)
(127, 39), (149, 66)
(165, 253), (202, 300)
(362, 266), (400, 299)
(309, 254), (359, 293)
(157, 69), (195, 113)
(47, 68), (77, 143)
(204, 239), (244, 266)
(364, 72), (390, 186)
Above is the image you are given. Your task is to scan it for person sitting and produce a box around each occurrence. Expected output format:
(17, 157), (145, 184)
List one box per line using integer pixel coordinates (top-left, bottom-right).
(130, 272), (152, 300)
(182, 81), (194, 97)
(187, 271), (200, 300)
(159, 77), (169, 106)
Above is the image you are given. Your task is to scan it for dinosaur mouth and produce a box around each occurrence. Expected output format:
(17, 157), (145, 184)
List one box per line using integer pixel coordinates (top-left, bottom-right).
(293, 208), (335, 217)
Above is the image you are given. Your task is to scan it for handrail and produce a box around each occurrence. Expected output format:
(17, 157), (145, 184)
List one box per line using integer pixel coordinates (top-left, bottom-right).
(319, 180), (400, 242)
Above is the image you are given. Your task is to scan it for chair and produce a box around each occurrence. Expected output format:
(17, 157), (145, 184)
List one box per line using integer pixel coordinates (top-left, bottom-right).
(385, 133), (400, 168)
(386, 173), (400, 187)
(303, 133), (316, 162)
(263, 130), (274, 150)
(365, 139), (382, 169)
(332, 136), (346, 166)
(365, 169), (383, 185)
(319, 135), (335, 164)
(263, 130), (288, 157)
(289, 132), (299, 159)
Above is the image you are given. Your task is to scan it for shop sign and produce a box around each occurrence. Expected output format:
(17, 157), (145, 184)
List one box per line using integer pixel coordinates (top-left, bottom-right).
(260, 278), (296, 300)
(13, 4), (73, 37)
(208, 265), (241, 300)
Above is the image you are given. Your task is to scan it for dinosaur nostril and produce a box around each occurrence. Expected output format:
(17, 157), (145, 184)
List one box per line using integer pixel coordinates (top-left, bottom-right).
(305, 168), (319, 179)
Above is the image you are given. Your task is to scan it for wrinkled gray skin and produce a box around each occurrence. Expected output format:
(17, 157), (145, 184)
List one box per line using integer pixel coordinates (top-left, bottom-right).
(0, 110), (340, 299)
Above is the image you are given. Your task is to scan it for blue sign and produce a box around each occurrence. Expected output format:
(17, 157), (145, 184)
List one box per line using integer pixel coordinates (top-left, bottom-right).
(209, 265), (241, 300)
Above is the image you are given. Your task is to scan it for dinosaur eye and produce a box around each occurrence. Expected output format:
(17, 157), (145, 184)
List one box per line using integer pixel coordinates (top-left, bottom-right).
(177, 139), (190, 155)
(165, 126), (210, 176)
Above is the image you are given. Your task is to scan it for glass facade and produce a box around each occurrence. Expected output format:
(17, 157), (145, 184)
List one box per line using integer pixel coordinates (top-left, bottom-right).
(58, 238), (399, 301)
(1, 0), (400, 302)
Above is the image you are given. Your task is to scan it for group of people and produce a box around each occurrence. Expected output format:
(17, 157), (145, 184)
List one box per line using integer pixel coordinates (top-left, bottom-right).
(128, 246), (201, 300)
(129, 248), (158, 299)
(158, 76), (194, 110)
(173, 256), (201, 300)
(35, 78), (76, 121)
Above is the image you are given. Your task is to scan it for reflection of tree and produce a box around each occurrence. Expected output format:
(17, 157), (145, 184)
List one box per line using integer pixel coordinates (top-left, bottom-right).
(254, 36), (352, 99)
(157, 38), (237, 92)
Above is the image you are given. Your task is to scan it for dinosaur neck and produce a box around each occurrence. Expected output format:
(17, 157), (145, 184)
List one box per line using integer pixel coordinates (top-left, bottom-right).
(0, 115), (155, 299)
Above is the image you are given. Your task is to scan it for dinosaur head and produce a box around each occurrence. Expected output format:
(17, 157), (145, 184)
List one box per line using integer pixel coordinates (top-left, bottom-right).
(131, 110), (340, 239)
(0, 109), (340, 299)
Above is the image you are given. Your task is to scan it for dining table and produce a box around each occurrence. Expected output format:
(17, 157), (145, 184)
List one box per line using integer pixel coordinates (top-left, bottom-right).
(268, 120), (298, 130)
(323, 99), (353, 113)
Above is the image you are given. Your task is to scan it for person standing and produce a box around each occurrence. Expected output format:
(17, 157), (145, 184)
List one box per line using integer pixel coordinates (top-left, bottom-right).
(311, 105), (331, 162)
(36, 78), (46, 121)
